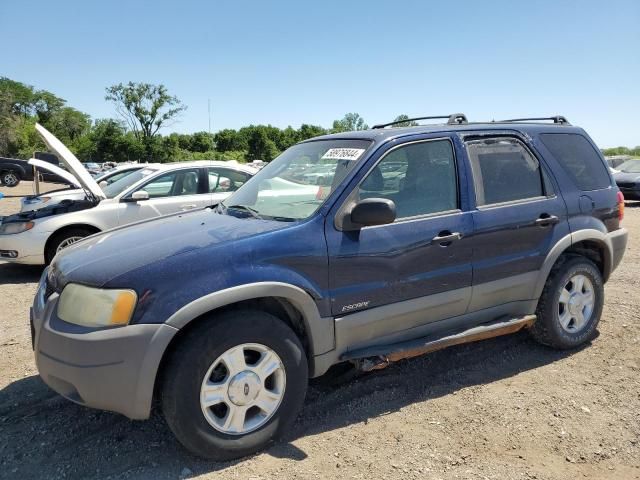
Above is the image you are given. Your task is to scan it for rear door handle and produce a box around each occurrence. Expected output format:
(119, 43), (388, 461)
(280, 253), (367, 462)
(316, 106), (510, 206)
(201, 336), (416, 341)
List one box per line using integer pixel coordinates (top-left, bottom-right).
(432, 231), (462, 246)
(535, 214), (559, 226)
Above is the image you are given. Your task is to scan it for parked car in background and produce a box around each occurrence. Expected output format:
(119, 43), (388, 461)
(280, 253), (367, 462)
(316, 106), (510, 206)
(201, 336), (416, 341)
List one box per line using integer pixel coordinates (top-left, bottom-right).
(20, 163), (150, 212)
(0, 156), (73, 187)
(31, 114), (627, 460)
(83, 162), (103, 176)
(0, 124), (257, 264)
(612, 158), (640, 199)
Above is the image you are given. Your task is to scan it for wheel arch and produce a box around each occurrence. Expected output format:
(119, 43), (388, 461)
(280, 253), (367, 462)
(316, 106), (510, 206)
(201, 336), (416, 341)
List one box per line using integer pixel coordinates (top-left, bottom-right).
(44, 223), (102, 259)
(534, 230), (613, 298)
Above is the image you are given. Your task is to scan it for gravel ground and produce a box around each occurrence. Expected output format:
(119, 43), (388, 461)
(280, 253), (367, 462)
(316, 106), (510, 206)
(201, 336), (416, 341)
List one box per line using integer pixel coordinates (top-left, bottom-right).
(0, 181), (638, 480)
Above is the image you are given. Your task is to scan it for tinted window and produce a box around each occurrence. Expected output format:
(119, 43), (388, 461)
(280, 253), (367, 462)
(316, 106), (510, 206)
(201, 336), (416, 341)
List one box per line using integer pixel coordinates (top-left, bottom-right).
(540, 133), (611, 190)
(466, 138), (543, 206)
(358, 139), (457, 219)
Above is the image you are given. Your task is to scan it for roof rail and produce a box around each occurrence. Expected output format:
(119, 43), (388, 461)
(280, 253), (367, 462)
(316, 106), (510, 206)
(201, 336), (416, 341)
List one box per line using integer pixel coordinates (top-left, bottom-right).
(372, 113), (468, 129)
(493, 116), (571, 125)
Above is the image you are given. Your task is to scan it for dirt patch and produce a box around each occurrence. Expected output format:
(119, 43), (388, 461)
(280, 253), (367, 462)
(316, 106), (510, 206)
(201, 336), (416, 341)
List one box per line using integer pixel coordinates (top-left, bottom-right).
(1, 182), (639, 480)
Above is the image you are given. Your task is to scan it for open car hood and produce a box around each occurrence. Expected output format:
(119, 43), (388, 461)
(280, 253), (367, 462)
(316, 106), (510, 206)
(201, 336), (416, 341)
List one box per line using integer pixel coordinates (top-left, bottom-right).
(35, 123), (105, 200)
(28, 158), (80, 188)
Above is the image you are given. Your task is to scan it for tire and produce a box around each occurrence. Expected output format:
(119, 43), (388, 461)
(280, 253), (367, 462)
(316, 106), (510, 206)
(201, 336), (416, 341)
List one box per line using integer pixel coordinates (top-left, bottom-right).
(45, 227), (96, 264)
(1, 170), (20, 187)
(531, 255), (604, 349)
(161, 310), (308, 460)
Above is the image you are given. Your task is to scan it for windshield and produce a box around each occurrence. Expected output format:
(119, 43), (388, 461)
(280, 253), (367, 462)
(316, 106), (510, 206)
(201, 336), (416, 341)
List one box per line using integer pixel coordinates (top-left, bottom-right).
(222, 139), (371, 220)
(617, 159), (640, 173)
(103, 167), (158, 198)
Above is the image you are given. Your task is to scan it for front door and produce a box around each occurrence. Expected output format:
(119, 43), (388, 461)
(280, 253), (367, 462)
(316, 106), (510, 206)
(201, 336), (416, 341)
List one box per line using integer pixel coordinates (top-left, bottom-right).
(326, 137), (474, 350)
(117, 167), (209, 226)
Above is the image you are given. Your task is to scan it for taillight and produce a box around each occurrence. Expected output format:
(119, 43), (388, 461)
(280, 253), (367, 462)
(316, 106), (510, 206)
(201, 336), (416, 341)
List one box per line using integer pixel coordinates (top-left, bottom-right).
(617, 191), (625, 221)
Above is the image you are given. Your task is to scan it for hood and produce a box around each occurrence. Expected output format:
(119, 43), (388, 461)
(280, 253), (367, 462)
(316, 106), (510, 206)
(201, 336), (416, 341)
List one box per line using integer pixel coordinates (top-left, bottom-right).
(35, 123), (105, 200)
(28, 158), (80, 188)
(614, 172), (640, 183)
(51, 209), (290, 288)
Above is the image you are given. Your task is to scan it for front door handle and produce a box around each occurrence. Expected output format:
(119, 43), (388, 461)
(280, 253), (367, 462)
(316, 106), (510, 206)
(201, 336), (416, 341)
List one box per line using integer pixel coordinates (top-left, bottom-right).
(535, 214), (559, 226)
(432, 231), (462, 246)
(180, 204), (197, 210)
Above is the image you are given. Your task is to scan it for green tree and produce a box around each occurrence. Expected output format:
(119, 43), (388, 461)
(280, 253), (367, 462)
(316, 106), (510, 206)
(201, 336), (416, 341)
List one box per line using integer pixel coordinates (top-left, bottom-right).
(247, 129), (279, 161)
(332, 112), (368, 133)
(190, 131), (215, 152)
(45, 107), (91, 144)
(105, 82), (187, 159)
(391, 114), (419, 127)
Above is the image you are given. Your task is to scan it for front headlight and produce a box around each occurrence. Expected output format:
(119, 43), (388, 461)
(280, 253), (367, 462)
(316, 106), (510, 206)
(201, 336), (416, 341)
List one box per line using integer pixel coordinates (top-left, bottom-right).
(0, 221), (34, 235)
(57, 283), (137, 328)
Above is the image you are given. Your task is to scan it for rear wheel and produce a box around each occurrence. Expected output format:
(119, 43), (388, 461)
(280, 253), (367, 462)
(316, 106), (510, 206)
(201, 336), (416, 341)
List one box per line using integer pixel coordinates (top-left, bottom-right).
(45, 227), (96, 264)
(531, 256), (604, 349)
(162, 310), (308, 460)
(1, 171), (20, 187)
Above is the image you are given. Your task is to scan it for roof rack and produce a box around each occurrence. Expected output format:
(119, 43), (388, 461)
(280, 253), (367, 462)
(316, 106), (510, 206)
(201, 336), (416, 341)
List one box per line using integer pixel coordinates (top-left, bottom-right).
(372, 113), (468, 129)
(493, 116), (571, 125)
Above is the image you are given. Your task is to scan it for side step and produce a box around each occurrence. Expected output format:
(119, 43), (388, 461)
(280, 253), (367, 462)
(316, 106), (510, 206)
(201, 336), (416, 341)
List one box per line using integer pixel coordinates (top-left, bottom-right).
(343, 315), (536, 372)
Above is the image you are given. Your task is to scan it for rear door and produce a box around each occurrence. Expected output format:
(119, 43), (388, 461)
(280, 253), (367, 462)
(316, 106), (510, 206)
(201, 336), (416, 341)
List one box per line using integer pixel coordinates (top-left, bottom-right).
(326, 136), (474, 350)
(463, 134), (570, 313)
(116, 167), (209, 225)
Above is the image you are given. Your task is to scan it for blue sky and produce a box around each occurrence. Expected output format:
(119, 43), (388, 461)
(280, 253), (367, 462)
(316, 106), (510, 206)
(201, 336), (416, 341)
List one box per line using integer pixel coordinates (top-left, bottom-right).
(2, 0), (639, 147)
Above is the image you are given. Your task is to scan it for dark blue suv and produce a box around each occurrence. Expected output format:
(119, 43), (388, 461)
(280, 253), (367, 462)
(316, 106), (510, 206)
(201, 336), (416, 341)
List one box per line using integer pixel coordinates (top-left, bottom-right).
(31, 114), (628, 460)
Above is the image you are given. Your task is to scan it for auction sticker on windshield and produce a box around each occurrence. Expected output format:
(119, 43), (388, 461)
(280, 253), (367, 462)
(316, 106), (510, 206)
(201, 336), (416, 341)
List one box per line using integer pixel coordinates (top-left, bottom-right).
(321, 148), (365, 161)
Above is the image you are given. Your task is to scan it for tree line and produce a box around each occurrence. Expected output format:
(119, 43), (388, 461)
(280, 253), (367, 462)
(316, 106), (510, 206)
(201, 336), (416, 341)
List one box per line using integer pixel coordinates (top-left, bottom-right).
(1, 77), (636, 163)
(0, 78), (394, 164)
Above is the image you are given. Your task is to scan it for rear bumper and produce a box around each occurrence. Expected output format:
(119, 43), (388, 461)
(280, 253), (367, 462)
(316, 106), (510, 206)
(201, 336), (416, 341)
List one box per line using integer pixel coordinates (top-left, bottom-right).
(608, 227), (628, 274)
(32, 272), (178, 419)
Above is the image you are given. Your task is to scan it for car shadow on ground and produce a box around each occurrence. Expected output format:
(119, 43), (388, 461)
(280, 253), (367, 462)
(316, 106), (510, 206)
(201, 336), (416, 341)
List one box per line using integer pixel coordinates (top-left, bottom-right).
(0, 330), (588, 479)
(0, 262), (44, 284)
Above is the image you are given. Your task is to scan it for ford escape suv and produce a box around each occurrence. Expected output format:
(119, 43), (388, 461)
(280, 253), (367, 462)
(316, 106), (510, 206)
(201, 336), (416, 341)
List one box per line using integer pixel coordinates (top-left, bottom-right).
(31, 114), (628, 460)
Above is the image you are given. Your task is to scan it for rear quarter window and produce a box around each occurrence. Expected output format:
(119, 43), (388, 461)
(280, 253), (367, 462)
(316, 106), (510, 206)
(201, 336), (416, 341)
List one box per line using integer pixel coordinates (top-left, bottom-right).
(539, 133), (611, 191)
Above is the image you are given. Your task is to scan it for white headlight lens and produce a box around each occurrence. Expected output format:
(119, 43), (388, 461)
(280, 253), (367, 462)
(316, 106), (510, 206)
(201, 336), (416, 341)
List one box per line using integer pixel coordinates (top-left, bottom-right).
(57, 284), (137, 327)
(0, 221), (34, 235)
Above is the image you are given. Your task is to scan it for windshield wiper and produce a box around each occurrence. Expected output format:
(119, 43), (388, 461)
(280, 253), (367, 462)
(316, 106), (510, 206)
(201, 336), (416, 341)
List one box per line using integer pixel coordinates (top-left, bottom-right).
(225, 204), (262, 219)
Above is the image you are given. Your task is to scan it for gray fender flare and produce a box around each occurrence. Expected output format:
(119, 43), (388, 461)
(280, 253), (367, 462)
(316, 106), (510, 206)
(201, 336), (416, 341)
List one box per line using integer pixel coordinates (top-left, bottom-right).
(165, 282), (334, 358)
(534, 229), (613, 298)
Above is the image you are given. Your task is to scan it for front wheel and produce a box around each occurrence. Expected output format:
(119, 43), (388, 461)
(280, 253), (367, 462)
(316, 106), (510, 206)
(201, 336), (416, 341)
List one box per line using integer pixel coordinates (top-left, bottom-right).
(162, 310), (308, 460)
(1, 170), (20, 187)
(531, 256), (604, 349)
(45, 227), (96, 264)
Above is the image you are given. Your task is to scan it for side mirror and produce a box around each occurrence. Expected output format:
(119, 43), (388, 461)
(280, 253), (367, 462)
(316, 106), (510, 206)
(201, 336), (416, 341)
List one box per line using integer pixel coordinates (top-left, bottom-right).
(122, 190), (150, 202)
(350, 198), (396, 227)
(99, 180), (108, 189)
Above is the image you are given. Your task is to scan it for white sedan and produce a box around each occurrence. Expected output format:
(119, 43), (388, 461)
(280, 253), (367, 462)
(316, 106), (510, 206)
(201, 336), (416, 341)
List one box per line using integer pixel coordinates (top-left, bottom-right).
(20, 162), (150, 212)
(0, 124), (257, 265)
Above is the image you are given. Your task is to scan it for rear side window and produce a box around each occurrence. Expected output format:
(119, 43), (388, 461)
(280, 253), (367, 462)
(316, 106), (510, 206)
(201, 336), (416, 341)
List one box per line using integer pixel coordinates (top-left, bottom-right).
(466, 137), (543, 206)
(539, 133), (610, 191)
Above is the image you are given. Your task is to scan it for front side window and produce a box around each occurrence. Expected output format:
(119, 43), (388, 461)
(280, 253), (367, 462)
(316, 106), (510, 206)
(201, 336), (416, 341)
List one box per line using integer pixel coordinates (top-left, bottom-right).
(222, 139), (371, 220)
(357, 139), (458, 219)
(466, 137), (543, 206)
(137, 169), (201, 198)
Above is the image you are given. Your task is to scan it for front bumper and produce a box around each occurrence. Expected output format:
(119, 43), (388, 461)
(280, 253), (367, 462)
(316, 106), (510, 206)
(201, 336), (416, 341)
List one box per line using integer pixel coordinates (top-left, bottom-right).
(32, 270), (178, 419)
(0, 228), (50, 264)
